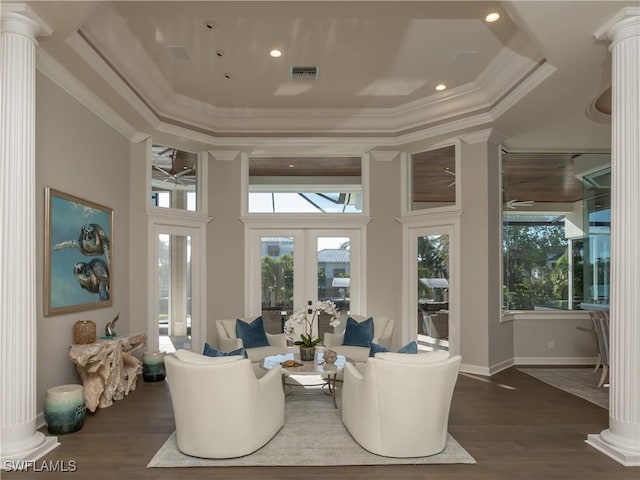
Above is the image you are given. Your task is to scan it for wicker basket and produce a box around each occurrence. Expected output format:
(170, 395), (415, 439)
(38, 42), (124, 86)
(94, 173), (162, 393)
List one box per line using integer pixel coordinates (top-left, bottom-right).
(73, 320), (96, 344)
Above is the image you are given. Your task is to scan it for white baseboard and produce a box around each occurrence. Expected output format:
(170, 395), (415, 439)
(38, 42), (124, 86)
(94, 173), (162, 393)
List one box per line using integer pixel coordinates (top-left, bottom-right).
(514, 356), (597, 365)
(460, 364), (491, 376)
(460, 356), (595, 377)
(489, 358), (515, 375)
(36, 411), (46, 430)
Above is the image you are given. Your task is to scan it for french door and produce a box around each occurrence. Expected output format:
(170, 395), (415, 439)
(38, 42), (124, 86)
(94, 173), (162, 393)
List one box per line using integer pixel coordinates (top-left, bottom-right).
(247, 228), (362, 340)
(404, 220), (459, 355)
(149, 222), (205, 353)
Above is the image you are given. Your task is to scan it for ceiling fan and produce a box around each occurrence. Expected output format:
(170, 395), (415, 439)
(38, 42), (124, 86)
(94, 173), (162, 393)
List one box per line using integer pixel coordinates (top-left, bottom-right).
(152, 149), (196, 187)
(504, 199), (535, 209)
(425, 168), (456, 188)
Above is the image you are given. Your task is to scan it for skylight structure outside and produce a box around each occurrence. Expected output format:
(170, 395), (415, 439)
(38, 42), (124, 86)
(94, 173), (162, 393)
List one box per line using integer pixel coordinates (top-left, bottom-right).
(249, 191), (362, 213)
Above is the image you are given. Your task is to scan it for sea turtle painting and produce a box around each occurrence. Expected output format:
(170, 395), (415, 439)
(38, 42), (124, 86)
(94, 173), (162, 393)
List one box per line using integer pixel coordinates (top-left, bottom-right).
(73, 259), (110, 301)
(54, 223), (111, 263)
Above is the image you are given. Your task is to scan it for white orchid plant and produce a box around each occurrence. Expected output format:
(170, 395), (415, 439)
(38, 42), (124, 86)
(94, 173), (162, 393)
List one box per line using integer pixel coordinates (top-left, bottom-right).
(284, 300), (340, 348)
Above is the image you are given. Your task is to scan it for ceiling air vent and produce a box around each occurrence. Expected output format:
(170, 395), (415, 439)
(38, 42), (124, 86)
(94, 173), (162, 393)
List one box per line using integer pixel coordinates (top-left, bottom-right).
(167, 45), (191, 60)
(290, 66), (319, 81)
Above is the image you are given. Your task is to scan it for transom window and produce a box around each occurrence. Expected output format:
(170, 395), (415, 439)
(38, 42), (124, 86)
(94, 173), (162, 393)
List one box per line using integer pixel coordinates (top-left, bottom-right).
(248, 157), (363, 214)
(411, 145), (457, 211)
(151, 144), (198, 212)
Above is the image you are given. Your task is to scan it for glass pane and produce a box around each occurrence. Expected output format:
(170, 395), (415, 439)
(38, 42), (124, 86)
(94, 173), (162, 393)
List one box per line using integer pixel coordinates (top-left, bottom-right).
(151, 145), (197, 211)
(417, 234), (449, 349)
(411, 145), (456, 210)
(582, 167), (611, 309)
(248, 157), (362, 213)
(316, 237), (350, 338)
(158, 234), (192, 353)
(502, 152), (611, 310)
(261, 237), (294, 334)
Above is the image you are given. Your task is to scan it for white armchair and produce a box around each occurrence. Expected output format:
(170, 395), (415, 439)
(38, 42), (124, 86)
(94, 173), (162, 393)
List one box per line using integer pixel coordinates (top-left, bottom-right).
(342, 351), (461, 458)
(165, 349), (284, 459)
(324, 314), (394, 364)
(216, 317), (288, 363)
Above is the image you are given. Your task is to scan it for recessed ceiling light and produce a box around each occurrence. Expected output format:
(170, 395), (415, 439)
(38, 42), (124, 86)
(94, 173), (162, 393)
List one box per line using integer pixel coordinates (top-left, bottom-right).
(435, 84), (447, 91)
(485, 12), (501, 23)
(270, 49), (282, 58)
(288, 164), (295, 168)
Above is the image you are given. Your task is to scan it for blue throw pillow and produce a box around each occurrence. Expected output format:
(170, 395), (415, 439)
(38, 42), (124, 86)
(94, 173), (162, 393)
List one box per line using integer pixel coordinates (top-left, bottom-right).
(369, 340), (418, 357)
(203, 342), (247, 358)
(235, 317), (270, 349)
(343, 317), (374, 347)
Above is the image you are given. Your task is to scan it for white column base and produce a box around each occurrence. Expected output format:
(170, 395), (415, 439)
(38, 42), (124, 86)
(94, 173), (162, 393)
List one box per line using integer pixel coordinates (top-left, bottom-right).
(587, 430), (640, 467)
(0, 432), (59, 470)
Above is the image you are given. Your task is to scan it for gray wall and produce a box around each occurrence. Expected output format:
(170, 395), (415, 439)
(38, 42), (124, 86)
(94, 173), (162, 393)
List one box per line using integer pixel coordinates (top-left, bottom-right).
(459, 140), (513, 373)
(513, 314), (597, 363)
(35, 73), (131, 406)
(127, 140), (149, 336)
(205, 155), (245, 348)
(366, 156), (403, 348)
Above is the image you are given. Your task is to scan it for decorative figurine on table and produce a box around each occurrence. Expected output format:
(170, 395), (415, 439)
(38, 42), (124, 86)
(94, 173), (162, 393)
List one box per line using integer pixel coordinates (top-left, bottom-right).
(105, 313), (119, 338)
(323, 348), (338, 364)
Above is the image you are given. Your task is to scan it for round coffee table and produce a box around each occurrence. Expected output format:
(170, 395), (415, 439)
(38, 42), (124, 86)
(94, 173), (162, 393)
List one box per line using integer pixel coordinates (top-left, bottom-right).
(261, 351), (346, 408)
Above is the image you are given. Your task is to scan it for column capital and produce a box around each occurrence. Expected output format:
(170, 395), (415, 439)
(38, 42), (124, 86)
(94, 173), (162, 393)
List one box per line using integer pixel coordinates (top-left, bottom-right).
(594, 7), (640, 45)
(1, 3), (52, 39)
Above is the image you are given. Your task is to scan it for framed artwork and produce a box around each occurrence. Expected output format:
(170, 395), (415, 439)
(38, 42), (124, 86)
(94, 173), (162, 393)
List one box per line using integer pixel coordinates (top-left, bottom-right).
(44, 187), (113, 316)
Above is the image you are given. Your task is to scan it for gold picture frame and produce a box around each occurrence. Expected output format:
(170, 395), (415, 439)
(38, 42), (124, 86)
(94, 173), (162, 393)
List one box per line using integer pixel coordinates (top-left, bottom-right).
(44, 187), (113, 316)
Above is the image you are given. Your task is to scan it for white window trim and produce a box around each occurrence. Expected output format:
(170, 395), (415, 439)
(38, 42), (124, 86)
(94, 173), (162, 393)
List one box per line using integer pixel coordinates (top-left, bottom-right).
(146, 140), (211, 352)
(241, 152), (371, 217)
(399, 212), (461, 355)
(243, 224), (368, 319)
(401, 140), (462, 217)
(146, 139), (209, 218)
(146, 217), (211, 352)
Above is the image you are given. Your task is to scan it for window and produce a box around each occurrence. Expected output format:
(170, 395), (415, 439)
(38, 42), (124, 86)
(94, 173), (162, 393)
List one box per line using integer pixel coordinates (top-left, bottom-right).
(151, 144), (198, 212)
(502, 152), (611, 311)
(248, 157), (363, 213)
(410, 145), (457, 211)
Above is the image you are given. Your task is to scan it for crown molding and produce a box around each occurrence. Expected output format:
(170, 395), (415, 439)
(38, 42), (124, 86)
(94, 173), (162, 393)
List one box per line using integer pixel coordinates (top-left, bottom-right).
(139, 47), (543, 136)
(36, 48), (148, 143)
(73, 7), (550, 140)
(370, 151), (400, 162)
(459, 128), (507, 145)
(208, 150), (240, 162)
(66, 32), (160, 130)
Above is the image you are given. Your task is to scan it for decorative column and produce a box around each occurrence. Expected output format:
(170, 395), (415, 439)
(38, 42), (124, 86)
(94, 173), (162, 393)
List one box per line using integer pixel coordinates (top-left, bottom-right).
(0, 4), (59, 462)
(589, 8), (640, 467)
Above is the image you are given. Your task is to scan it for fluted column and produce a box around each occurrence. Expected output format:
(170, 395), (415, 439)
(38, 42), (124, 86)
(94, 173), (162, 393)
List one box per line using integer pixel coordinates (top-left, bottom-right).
(0, 3), (59, 463)
(589, 8), (640, 467)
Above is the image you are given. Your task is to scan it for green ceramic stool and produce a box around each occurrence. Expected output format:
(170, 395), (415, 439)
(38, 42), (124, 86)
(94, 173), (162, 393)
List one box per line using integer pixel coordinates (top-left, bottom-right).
(44, 384), (85, 434)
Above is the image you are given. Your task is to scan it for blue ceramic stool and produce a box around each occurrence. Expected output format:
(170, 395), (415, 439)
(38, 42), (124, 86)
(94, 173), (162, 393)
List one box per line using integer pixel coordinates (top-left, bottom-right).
(44, 384), (85, 434)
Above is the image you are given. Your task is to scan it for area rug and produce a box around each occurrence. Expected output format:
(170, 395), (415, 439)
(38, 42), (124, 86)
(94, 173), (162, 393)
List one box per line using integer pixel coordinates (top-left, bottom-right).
(148, 381), (476, 467)
(518, 367), (608, 409)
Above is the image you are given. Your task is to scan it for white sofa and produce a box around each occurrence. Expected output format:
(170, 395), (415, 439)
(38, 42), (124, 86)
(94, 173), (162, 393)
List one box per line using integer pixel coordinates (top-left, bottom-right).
(216, 317), (288, 363)
(164, 349), (284, 459)
(342, 350), (461, 458)
(323, 314), (394, 364)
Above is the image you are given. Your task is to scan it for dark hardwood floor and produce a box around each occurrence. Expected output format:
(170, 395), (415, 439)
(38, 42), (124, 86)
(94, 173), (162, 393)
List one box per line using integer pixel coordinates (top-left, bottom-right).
(6, 367), (638, 479)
